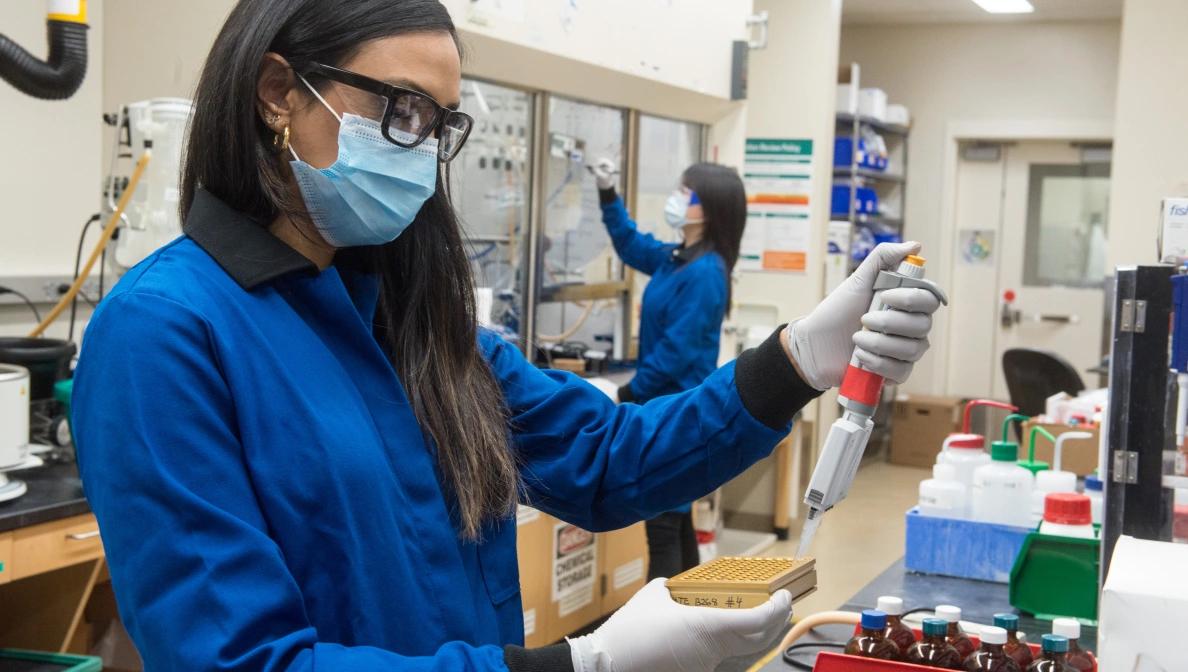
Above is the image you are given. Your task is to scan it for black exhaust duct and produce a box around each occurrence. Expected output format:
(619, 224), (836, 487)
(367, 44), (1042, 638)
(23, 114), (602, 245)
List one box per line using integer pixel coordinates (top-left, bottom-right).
(0, 15), (88, 100)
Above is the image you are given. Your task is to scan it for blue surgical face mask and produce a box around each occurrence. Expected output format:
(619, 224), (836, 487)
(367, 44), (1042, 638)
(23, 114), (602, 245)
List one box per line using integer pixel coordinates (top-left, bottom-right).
(288, 76), (438, 248)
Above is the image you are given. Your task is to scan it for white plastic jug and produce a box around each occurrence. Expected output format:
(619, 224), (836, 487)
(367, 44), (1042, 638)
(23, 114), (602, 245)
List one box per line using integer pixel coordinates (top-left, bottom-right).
(1030, 431), (1094, 524)
(937, 433), (991, 495)
(1038, 493), (1096, 539)
(971, 441), (1033, 527)
(919, 463), (967, 519)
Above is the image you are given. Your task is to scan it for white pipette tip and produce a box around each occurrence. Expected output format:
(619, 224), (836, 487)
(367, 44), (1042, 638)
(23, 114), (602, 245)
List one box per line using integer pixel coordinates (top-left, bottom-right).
(795, 512), (822, 559)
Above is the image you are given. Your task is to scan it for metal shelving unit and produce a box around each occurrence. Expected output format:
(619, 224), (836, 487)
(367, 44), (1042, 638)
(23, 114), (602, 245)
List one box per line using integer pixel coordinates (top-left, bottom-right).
(833, 63), (912, 460)
(834, 63), (911, 273)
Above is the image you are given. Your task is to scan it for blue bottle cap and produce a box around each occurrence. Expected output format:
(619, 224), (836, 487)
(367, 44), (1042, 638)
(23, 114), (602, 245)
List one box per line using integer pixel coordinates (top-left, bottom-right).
(1085, 474), (1102, 492)
(1042, 634), (1069, 653)
(861, 609), (888, 631)
(922, 618), (949, 637)
(993, 613), (1019, 630)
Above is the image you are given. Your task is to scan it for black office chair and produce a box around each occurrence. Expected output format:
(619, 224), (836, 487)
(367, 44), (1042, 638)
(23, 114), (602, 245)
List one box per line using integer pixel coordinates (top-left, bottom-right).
(1002, 348), (1086, 417)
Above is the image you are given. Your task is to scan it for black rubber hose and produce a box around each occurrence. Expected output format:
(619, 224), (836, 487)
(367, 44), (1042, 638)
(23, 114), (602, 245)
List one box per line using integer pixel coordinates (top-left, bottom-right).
(0, 19), (88, 100)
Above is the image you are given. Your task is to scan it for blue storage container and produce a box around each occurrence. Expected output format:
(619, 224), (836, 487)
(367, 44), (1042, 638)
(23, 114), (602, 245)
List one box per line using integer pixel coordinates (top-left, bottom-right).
(834, 136), (855, 168)
(831, 183), (879, 218)
(831, 184), (850, 217)
(904, 508), (1032, 583)
(857, 186), (877, 214)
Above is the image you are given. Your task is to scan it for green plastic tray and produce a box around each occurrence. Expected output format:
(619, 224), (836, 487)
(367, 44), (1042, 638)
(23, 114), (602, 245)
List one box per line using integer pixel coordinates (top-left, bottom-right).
(1009, 530), (1100, 622)
(0, 649), (102, 672)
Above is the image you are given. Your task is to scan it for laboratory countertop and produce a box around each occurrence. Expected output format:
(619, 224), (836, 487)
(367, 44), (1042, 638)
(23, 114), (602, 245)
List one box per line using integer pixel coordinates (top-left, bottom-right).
(0, 462), (90, 533)
(751, 558), (1097, 671)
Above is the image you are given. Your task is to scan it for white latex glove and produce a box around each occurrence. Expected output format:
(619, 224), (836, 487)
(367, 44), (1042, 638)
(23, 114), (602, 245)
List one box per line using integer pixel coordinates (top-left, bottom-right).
(568, 578), (792, 672)
(588, 158), (619, 191)
(787, 241), (941, 390)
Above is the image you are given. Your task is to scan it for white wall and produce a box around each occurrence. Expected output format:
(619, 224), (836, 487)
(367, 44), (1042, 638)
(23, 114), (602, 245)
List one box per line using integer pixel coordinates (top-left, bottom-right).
(1107, 0), (1188, 269)
(444, 0), (751, 126)
(720, 0), (842, 521)
(739, 0), (842, 325)
(839, 20), (1120, 396)
(102, 1), (234, 111)
(0, 0), (104, 339)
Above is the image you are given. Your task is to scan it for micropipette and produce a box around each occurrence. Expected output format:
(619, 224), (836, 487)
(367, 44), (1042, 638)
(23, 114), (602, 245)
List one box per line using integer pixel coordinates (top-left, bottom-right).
(796, 255), (948, 558)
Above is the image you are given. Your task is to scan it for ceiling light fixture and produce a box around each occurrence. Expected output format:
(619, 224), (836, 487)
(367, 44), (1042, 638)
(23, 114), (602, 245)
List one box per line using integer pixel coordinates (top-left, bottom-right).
(970, 0), (1035, 14)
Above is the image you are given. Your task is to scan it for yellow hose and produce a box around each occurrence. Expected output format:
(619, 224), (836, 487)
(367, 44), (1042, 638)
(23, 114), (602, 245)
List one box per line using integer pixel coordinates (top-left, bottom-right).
(28, 150), (151, 338)
(777, 610), (861, 652)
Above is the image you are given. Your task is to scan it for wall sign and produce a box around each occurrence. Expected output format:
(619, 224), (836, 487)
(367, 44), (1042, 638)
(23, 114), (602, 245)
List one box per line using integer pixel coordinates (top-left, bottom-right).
(740, 138), (815, 273)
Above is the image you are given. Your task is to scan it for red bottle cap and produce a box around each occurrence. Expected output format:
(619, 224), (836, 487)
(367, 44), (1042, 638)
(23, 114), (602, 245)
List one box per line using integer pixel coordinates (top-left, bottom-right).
(1044, 493), (1092, 525)
(946, 433), (984, 449)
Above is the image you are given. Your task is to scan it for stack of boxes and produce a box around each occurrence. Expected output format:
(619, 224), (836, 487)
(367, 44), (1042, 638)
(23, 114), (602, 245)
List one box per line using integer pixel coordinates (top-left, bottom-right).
(515, 506), (649, 646)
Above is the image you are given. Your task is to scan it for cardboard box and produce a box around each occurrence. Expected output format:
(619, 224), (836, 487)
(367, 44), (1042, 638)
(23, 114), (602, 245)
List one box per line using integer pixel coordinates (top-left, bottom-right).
(515, 505), (552, 648)
(1020, 421), (1100, 476)
(1099, 536), (1188, 671)
(545, 519), (602, 643)
(597, 523), (648, 617)
(890, 394), (964, 468)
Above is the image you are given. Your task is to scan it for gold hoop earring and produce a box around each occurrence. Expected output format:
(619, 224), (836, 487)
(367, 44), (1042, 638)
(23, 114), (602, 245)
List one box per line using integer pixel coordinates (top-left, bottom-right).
(273, 125), (290, 152)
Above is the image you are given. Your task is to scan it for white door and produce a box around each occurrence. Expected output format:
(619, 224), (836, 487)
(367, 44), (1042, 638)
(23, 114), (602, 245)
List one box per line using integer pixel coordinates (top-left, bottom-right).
(946, 140), (1110, 401)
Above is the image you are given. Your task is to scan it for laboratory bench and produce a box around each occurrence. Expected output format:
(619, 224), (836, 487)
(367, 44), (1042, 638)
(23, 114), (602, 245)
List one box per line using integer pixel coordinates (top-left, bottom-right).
(747, 557), (1096, 671)
(0, 462), (90, 533)
(0, 462), (116, 659)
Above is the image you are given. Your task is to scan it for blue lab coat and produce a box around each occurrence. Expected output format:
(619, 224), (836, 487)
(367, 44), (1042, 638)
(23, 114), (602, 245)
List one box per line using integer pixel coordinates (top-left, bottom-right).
(72, 190), (816, 671)
(600, 194), (727, 405)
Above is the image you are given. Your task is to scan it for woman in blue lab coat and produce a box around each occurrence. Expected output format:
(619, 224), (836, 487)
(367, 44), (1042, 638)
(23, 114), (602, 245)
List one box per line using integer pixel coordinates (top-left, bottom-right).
(590, 160), (746, 580)
(72, 2), (939, 671)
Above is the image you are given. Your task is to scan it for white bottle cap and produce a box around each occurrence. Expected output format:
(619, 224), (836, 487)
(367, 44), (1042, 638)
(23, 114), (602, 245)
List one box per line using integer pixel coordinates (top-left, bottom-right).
(877, 595), (904, 616)
(1052, 617), (1080, 639)
(936, 604), (961, 622)
(933, 463), (958, 481)
(980, 625), (1008, 645)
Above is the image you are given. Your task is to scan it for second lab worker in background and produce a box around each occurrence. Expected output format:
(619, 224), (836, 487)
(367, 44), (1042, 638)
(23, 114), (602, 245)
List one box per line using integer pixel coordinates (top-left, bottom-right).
(590, 158), (745, 580)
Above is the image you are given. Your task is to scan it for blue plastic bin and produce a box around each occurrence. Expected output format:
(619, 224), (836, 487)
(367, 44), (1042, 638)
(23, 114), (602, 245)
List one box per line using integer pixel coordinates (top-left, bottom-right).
(834, 136), (855, 168)
(834, 136), (886, 171)
(831, 184), (878, 217)
(904, 508), (1032, 583)
(857, 186), (877, 213)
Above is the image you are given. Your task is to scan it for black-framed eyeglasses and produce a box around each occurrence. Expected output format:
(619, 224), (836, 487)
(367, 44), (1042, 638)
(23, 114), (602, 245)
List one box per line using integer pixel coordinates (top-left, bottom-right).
(301, 62), (474, 163)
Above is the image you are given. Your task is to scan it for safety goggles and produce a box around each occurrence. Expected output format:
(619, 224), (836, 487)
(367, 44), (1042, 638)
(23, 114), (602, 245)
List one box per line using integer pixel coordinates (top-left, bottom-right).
(301, 62), (474, 163)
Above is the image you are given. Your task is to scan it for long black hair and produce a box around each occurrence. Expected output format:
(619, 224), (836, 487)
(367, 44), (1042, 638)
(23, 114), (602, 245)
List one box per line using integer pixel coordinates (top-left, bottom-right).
(682, 162), (747, 313)
(180, 0), (516, 540)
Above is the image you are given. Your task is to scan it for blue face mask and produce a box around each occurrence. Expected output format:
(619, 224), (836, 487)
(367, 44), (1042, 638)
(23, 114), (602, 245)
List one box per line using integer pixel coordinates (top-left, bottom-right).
(289, 76), (438, 248)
